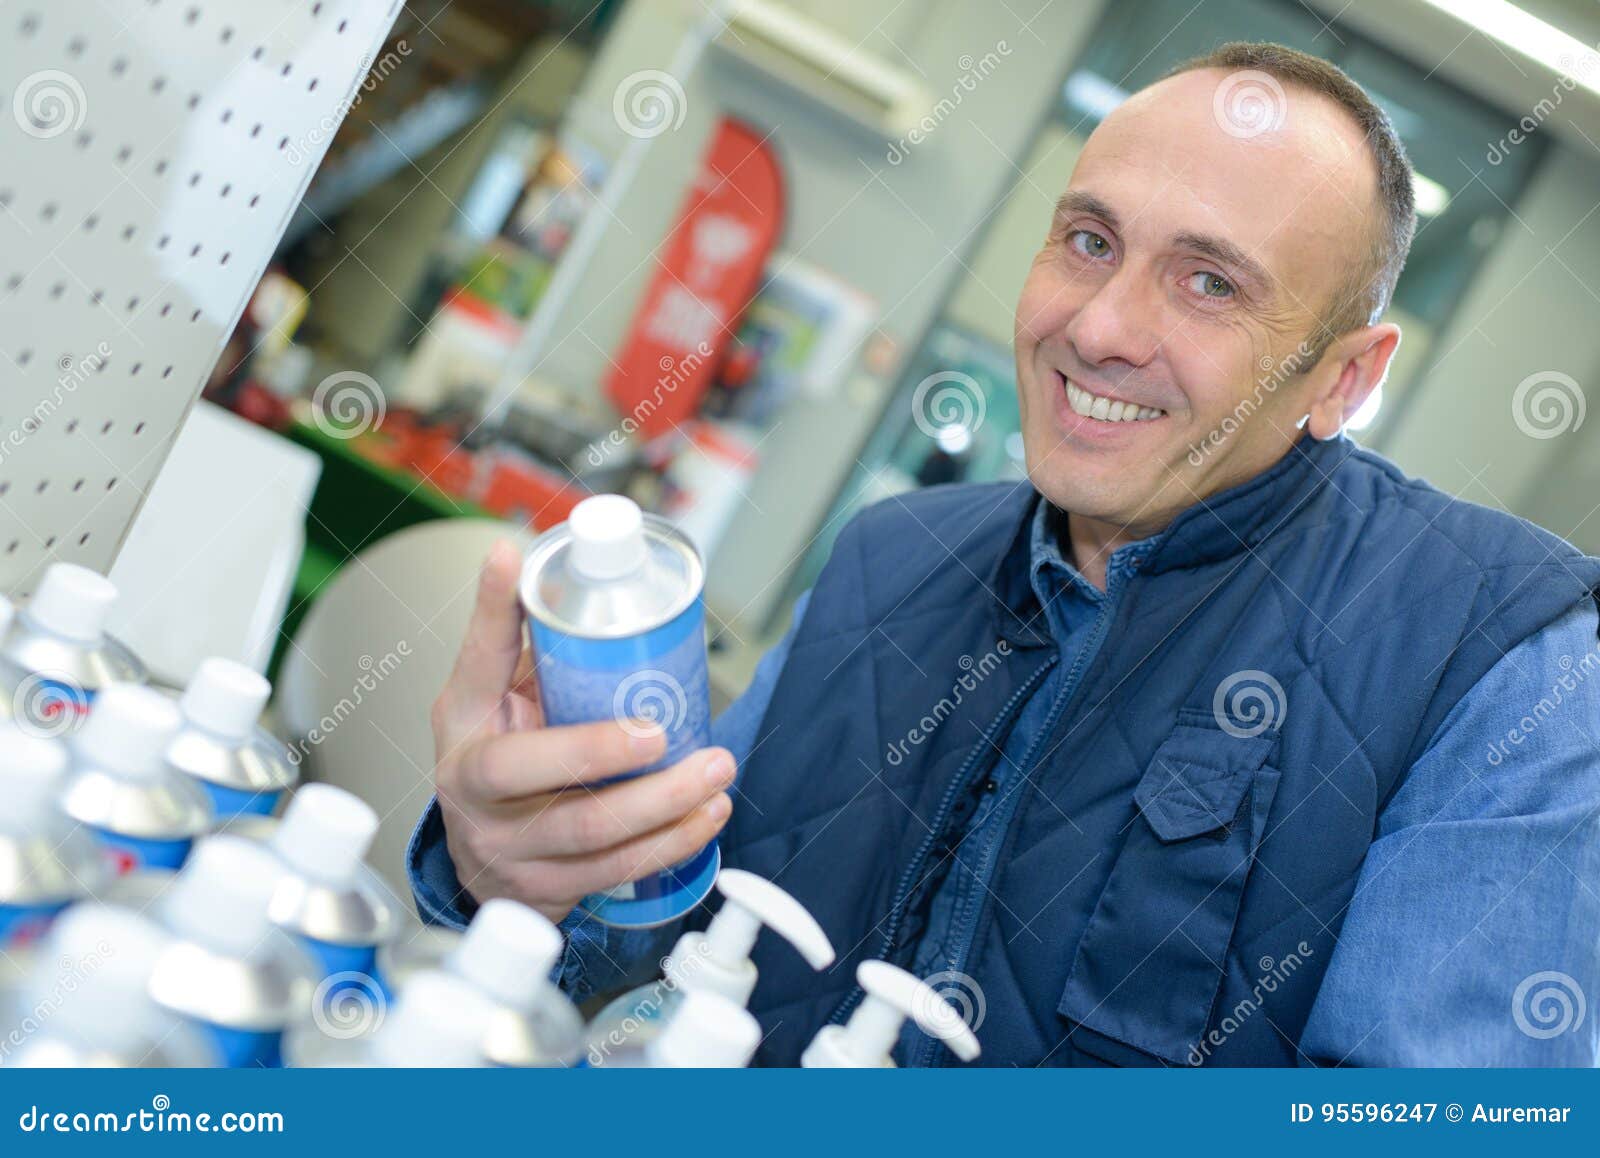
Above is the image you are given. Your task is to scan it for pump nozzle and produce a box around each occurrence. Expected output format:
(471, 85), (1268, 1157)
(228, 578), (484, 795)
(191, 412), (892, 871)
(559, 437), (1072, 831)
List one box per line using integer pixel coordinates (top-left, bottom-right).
(446, 898), (563, 1012)
(647, 989), (760, 1068)
(800, 960), (981, 1068)
(663, 868), (834, 1007)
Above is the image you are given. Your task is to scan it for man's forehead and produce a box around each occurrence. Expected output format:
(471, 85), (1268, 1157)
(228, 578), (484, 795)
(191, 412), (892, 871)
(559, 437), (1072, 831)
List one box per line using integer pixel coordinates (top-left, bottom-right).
(1069, 68), (1379, 277)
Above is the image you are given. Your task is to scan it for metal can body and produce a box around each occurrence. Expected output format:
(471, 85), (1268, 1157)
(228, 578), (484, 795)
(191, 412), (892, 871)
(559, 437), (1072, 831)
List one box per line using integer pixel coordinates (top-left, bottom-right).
(520, 512), (718, 929)
(0, 618), (145, 731)
(0, 823), (106, 950)
(164, 713), (298, 820)
(148, 933), (317, 1068)
(58, 766), (213, 876)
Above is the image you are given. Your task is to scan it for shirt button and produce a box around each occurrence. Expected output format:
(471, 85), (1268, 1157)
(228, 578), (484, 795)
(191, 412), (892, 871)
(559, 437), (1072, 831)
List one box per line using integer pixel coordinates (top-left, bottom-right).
(983, 778), (999, 792)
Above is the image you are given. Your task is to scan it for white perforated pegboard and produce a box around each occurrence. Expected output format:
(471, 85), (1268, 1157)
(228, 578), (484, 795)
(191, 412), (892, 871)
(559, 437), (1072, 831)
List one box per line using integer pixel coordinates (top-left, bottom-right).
(0, 0), (401, 593)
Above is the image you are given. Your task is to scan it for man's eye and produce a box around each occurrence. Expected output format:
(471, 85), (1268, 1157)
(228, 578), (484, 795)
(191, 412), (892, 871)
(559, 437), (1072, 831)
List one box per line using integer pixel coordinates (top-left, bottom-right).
(1188, 270), (1235, 299)
(1069, 230), (1113, 260)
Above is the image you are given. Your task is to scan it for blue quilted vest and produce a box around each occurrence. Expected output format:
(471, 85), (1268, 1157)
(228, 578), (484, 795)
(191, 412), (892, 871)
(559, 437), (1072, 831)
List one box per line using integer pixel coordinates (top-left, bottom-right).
(718, 434), (1600, 1066)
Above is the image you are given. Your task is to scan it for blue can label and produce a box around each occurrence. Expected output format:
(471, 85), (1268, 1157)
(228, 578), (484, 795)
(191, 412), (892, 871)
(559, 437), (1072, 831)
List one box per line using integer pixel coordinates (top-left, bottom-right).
(199, 1022), (283, 1069)
(202, 781), (283, 819)
(14, 677), (94, 734)
(0, 900), (69, 949)
(531, 595), (718, 928)
(93, 828), (193, 877)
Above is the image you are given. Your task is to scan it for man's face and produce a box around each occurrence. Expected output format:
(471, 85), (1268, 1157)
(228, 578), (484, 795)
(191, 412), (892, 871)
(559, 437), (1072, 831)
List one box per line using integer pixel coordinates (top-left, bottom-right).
(1015, 68), (1382, 535)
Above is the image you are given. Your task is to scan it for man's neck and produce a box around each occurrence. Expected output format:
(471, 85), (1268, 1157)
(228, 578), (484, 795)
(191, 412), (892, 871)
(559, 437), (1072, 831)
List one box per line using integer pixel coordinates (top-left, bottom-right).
(1063, 511), (1144, 592)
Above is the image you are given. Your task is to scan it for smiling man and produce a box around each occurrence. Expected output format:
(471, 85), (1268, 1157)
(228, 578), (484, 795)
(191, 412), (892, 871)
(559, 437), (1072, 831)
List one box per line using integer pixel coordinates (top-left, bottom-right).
(412, 43), (1600, 1066)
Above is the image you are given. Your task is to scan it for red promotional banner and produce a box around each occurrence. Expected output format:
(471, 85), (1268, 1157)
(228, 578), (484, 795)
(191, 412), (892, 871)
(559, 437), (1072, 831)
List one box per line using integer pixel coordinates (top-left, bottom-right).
(604, 118), (784, 440)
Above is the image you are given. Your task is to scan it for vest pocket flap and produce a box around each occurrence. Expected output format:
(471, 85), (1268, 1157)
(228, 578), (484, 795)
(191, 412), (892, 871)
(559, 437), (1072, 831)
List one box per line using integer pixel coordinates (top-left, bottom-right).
(1133, 719), (1275, 842)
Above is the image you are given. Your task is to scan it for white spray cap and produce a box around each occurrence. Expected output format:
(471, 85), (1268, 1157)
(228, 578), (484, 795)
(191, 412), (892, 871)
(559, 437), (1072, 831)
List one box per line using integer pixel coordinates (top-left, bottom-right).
(800, 960), (981, 1068)
(369, 969), (495, 1067)
(0, 725), (69, 830)
(270, 783), (377, 887)
(567, 494), (647, 580)
(71, 684), (181, 780)
(648, 989), (761, 1068)
(26, 563), (117, 644)
(161, 835), (282, 958)
(666, 868), (834, 1006)
(447, 898), (562, 1012)
(31, 904), (171, 1053)
(180, 658), (270, 741)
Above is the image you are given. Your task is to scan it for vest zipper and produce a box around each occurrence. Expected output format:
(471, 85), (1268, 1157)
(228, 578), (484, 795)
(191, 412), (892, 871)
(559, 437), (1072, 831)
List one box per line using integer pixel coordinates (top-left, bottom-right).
(826, 652), (1058, 1028)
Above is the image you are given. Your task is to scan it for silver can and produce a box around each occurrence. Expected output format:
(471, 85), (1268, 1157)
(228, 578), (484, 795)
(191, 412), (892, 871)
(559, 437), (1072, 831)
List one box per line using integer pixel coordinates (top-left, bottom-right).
(0, 729), (107, 948)
(162, 659), (297, 819)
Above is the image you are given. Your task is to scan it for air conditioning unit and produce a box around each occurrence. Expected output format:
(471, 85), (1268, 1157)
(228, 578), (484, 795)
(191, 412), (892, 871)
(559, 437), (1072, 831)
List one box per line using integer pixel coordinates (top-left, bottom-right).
(711, 0), (931, 138)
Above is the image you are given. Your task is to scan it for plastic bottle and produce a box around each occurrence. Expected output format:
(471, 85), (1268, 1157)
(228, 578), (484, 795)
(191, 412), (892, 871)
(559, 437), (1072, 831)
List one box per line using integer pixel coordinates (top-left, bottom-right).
(586, 868), (834, 1062)
(601, 989), (762, 1068)
(166, 657), (297, 818)
(261, 784), (401, 982)
(0, 564), (146, 731)
(0, 726), (106, 948)
(2, 904), (217, 1067)
(58, 684), (212, 874)
(148, 834), (318, 1067)
(800, 960), (982, 1067)
(369, 898), (583, 1066)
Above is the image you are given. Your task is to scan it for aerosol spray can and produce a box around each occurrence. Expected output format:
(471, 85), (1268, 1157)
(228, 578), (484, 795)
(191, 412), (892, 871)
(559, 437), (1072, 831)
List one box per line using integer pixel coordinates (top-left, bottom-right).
(165, 658), (297, 818)
(0, 727), (106, 948)
(519, 494), (719, 928)
(0, 564), (145, 732)
(58, 684), (212, 874)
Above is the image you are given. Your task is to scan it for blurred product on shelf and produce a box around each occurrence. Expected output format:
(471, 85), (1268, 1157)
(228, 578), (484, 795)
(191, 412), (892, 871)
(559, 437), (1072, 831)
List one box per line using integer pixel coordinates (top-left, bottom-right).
(336, 897), (581, 1068)
(1, 905), (217, 1068)
(58, 685), (212, 875)
(254, 784), (403, 983)
(587, 868), (833, 1062)
(653, 421), (759, 562)
(597, 989), (762, 1069)
(293, 969), (498, 1069)
(801, 961), (982, 1068)
(163, 658), (299, 819)
(0, 564), (147, 731)
(148, 836), (319, 1069)
(0, 727), (106, 948)
(521, 495), (718, 927)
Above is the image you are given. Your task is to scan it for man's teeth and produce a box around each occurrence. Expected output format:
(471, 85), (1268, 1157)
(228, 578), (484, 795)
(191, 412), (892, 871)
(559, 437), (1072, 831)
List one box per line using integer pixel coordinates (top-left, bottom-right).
(1064, 378), (1165, 422)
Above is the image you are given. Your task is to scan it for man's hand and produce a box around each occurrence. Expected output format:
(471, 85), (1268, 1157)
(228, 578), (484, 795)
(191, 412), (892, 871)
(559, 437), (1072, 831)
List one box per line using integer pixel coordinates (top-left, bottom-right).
(430, 539), (736, 924)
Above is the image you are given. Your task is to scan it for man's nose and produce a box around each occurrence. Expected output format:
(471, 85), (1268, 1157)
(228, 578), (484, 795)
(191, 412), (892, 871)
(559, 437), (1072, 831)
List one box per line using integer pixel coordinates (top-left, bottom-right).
(1064, 266), (1161, 370)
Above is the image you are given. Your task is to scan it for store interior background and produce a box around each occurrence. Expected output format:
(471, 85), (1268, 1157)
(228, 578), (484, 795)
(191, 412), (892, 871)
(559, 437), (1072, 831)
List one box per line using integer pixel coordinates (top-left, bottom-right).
(136, 0), (1600, 891)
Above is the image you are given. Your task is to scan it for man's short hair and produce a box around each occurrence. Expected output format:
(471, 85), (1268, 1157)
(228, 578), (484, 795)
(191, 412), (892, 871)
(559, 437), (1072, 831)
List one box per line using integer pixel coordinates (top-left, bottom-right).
(1165, 42), (1417, 359)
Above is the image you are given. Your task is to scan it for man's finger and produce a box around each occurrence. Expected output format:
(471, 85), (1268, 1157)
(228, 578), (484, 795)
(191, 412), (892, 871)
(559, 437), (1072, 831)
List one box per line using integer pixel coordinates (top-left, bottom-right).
(502, 747), (735, 857)
(539, 793), (732, 898)
(458, 718), (668, 804)
(442, 540), (527, 728)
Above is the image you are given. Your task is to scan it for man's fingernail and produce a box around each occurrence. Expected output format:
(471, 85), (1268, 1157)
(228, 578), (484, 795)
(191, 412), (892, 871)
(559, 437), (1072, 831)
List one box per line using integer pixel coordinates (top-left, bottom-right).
(707, 793), (732, 821)
(702, 750), (735, 785)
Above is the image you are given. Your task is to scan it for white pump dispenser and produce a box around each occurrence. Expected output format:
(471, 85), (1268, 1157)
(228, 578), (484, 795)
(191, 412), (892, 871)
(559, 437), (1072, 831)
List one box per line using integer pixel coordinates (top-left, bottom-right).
(801, 960), (982, 1068)
(585, 868), (833, 1059)
(646, 990), (760, 1067)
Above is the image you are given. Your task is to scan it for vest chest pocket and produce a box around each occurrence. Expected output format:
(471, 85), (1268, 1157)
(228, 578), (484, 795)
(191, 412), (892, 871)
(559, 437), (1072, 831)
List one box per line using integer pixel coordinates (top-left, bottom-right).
(1057, 708), (1282, 1065)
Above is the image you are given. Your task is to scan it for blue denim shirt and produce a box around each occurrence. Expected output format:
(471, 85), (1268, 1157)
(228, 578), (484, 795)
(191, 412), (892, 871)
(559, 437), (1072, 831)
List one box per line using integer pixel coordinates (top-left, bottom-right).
(410, 500), (1600, 1065)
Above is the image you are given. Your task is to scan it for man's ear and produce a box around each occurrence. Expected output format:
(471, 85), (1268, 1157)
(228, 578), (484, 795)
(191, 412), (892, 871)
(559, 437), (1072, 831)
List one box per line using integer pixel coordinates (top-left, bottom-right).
(1305, 323), (1402, 439)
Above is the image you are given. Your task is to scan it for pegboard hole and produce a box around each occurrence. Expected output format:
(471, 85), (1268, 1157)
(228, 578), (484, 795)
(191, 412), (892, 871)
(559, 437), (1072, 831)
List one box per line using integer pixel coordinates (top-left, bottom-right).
(77, 533), (90, 547)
